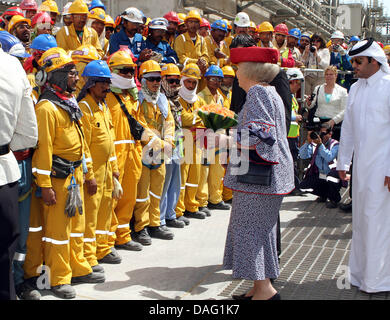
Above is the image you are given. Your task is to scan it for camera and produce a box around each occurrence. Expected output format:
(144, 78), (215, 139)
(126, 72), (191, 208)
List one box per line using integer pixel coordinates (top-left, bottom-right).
(310, 46), (316, 53)
(333, 44), (340, 51)
(310, 131), (320, 140)
(302, 116), (321, 132)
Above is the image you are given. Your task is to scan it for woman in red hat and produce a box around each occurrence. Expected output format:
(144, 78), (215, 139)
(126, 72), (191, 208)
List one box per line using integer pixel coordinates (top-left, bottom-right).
(222, 46), (294, 300)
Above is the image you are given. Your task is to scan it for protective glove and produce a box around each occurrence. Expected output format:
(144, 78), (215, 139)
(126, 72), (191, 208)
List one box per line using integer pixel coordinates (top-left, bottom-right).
(75, 183), (83, 215)
(112, 177), (123, 200)
(65, 183), (83, 217)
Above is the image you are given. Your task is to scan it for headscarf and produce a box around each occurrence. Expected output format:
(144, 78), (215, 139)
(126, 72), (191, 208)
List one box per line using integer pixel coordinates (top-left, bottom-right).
(349, 39), (390, 74)
(161, 77), (181, 99)
(178, 76), (198, 104)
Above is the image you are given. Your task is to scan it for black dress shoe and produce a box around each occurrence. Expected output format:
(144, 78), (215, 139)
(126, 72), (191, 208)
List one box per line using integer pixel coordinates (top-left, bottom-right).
(315, 196), (327, 203)
(199, 206), (211, 216)
(268, 292), (281, 300)
(232, 293), (252, 300)
(184, 210), (206, 219)
(207, 201), (231, 210)
(339, 201), (352, 212)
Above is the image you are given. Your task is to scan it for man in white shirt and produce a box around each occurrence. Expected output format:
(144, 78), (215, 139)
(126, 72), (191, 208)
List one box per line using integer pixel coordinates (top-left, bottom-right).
(0, 48), (38, 300)
(337, 39), (390, 293)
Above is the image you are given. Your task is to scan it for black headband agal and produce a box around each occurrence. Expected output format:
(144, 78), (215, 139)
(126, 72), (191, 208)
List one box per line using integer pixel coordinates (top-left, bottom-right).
(349, 38), (374, 56)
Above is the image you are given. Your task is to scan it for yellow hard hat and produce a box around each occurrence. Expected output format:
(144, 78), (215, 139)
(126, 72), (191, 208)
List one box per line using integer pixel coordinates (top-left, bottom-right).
(71, 44), (99, 63)
(326, 40), (332, 48)
(257, 21), (274, 33)
(177, 13), (186, 26)
(249, 21), (257, 30)
(8, 15), (31, 33)
(108, 50), (136, 69)
(185, 10), (201, 23)
(39, 47), (74, 73)
(145, 17), (151, 26)
(161, 63), (181, 77)
(105, 14), (115, 28)
(39, 0), (59, 14)
(139, 60), (161, 77)
(384, 45), (390, 55)
(88, 7), (106, 23)
(221, 65), (235, 77)
(181, 63), (201, 80)
(223, 19), (232, 31)
(68, 0), (89, 15)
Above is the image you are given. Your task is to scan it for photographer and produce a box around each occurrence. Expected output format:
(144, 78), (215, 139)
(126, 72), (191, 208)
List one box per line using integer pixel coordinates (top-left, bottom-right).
(301, 33), (330, 96)
(299, 123), (343, 209)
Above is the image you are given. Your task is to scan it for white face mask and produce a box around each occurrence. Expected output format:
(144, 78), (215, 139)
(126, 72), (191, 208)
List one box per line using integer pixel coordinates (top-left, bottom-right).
(178, 77), (198, 104)
(110, 72), (137, 89)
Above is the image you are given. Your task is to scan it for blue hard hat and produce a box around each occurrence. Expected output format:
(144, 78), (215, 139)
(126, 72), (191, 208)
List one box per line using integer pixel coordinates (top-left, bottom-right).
(88, 0), (106, 11)
(30, 34), (57, 52)
(205, 65), (224, 78)
(289, 28), (301, 39)
(349, 36), (360, 43)
(82, 60), (112, 78)
(0, 30), (31, 58)
(211, 19), (228, 33)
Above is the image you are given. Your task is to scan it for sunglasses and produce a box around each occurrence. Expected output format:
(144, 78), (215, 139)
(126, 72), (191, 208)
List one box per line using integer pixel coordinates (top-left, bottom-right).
(119, 67), (135, 75)
(166, 78), (180, 85)
(68, 70), (79, 77)
(146, 77), (162, 83)
(351, 58), (363, 65)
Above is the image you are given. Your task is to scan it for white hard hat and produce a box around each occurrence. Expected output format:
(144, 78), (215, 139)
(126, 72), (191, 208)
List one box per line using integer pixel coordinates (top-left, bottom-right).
(331, 30), (344, 40)
(286, 68), (304, 81)
(62, 2), (72, 16)
(149, 18), (168, 31)
(121, 7), (144, 24)
(234, 12), (250, 28)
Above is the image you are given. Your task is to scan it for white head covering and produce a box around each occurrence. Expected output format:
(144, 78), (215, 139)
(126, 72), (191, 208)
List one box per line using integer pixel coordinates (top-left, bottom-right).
(349, 39), (390, 74)
(178, 76), (198, 104)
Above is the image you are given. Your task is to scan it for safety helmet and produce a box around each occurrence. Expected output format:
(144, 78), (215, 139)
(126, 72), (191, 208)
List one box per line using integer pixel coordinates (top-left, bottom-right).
(1, 7), (24, 20)
(331, 30), (344, 40)
(148, 18), (168, 31)
(300, 32), (311, 40)
(88, 7), (106, 23)
(286, 68), (304, 81)
(349, 36), (360, 43)
(257, 21), (274, 33)
(288, 28), (301, 39)
(31, 11), (53, 28)
(205, 65), (224, 78)
(384, 45), (390, 55)
(71, 44), (99, 62)
(223, 19), (232, 31)
(62, 2), (72, 16)
(200, 18), (211, 30)
(38, 47), (73, 73)
(39, 0), (60, 15)
(249, 21), (257, 30)
(221, 65), (235, 77)
(88, 0), (106, 11)
(234, 12), (250, 28)
(181, 63), (201, 80)
(121, 7), (144, 24)
(0, 30), (31, 58)
(139, 60), (161, 77)
(68, 0), (89, 15)
(20, 0), (38, 11)
(82, 59), (111, 78)
(30, 34), (57, 51)
(105, 15), (115, 28)
(211, 19), (228, 33)
(163, 11), (179, 24)
(8, 15), (31, 33)
(274, 23), (288, 36)
(107, 50), (136, 69)
(161, 63), (181, 77)
(177, 13), (186, 26)
(185, 10), (202, 23)
(326, 40), (332, 48)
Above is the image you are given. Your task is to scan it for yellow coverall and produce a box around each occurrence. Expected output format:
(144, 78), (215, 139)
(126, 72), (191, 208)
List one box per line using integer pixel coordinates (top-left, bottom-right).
(175, 96), (206, 216)
(133, 96), (175, 232)
(79, 94), (118, 266)
(56, 24), (103, 58)
(204, 35), (231, 68)
(32, 99), (95, 286)
(74, 61), (88, 97)
(197, 87), (226, 206)
(174, 32), (209, 66)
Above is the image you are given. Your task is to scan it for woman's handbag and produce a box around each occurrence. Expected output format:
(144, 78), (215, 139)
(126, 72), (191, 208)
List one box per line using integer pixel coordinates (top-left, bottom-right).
(237, 149), (272, 186)
(307, 85), (322, 125)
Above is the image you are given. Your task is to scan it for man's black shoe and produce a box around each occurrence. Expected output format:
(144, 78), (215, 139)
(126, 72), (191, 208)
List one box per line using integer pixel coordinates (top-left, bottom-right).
(115, 240), (143, 251)
(290, 189), (305, 196)
(315, 196), (327, 203)
(207, 201), (231, 210)
(177, 216), (190, 225)
(326, 200), (338, 209)
(133, 228), (152, 246)
(224, 198), (233, 204)
(16, 280), (41, 300)
(339, 200), (352, 212)
(166, 218), (185, 228)
(148, 226), (174, 240)
(199, 206), (211, 216)
(184, 210), (206, 219)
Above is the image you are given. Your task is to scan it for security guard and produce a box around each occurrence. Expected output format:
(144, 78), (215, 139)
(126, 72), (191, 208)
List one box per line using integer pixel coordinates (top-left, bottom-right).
(205, 19), (230, 68)
(31, 47), (104, 299)
(175, 63), (206, 221)
(56, 0), (103, 57)
(133, 60), (176, 244)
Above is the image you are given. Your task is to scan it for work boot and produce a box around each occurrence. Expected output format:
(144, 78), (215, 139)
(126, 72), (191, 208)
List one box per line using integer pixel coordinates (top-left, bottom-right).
(51, 284), (76, 299)
(166, 218), (185, 228)
(184, 210), (206, 219)
(207, 201), (231, 210)
(71, 272), (105, 284)
(148, 226), (174, 240)
(224, 198), (233, 204)
(91, 264), (105, 273)
(133, 228), (152, 246)
(339, 200), (352, 212)
(177, 216), (190, 226)
(199, 206), (211, 216)
(97, 250), (122, 264)
(16, 280), (41, 300)
(115, 240), (143, 251)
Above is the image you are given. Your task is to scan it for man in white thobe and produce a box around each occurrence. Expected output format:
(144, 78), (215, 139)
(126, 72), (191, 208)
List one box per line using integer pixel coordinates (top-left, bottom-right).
(337, 39), (390, 293)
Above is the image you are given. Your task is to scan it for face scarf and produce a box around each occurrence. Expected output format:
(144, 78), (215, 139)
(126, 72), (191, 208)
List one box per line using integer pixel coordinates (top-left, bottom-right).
(161, 77), (181, 100)
(110, 72), (137, 89)
(141, 77), (160, 105)
(178, 76), (198, 104)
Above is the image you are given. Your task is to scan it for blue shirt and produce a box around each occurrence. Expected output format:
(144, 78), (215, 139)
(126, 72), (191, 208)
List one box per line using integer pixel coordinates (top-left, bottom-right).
(330, 51), (353, 91)
(136, 38), (179, 64)
(299, 140), (339, 174)
(109, 27), (144, 57)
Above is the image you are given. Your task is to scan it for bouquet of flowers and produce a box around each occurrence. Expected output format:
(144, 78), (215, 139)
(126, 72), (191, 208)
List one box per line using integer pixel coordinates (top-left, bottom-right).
(197, 104), (238, 131)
